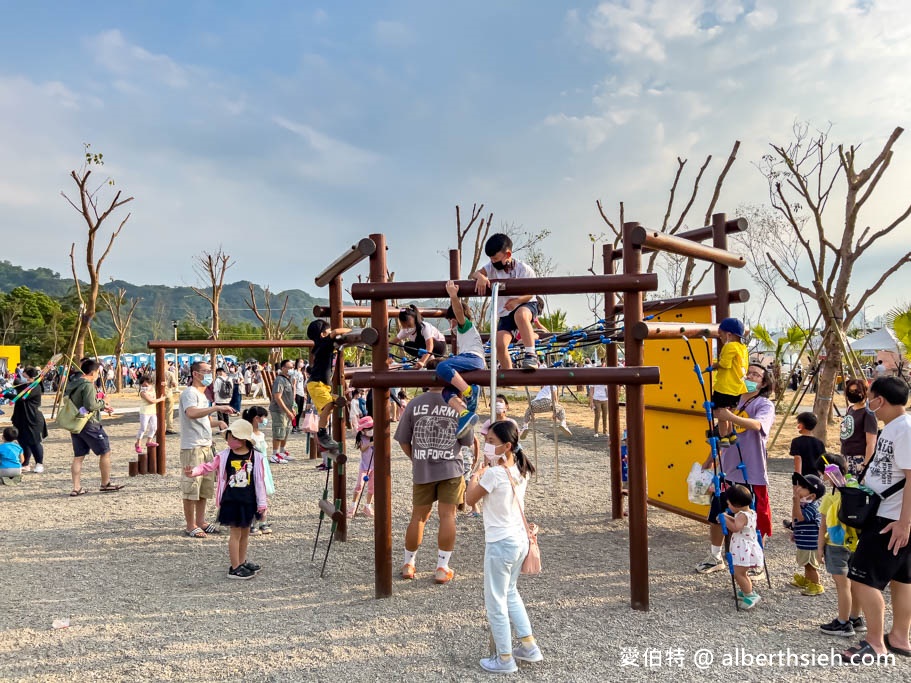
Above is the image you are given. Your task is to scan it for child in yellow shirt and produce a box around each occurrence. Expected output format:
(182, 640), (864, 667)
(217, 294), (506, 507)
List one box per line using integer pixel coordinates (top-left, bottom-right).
(706, 318), (748, 447)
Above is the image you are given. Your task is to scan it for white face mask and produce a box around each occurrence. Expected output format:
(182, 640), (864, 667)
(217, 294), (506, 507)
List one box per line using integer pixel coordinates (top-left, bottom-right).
(799, 495), (814, 505)
(495, 401), (506, 413)
(483, 442), (504, 466)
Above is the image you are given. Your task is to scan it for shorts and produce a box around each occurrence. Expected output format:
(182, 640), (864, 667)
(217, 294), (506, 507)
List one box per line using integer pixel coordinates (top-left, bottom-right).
(270, 410), (291, 440)
(824, 544), (852, 575)
(711, 391), (741, 410)
(796, 548), (820, 569)
(307, 381), (335, 412)
(180, 446), (216, 501)
(848, 516), (911, 590)
(413, 475), (466, 507)
(496, 301), (539, 334)
(71, 421), (110, 457)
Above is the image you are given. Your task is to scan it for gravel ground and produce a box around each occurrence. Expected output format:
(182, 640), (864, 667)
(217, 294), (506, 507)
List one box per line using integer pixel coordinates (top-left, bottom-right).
(0, 393), (906, 682)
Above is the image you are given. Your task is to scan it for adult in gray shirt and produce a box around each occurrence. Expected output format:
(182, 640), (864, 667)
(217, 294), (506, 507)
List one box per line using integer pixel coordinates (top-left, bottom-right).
(269, 359), (297, 461)
(395, 372), (473, 585)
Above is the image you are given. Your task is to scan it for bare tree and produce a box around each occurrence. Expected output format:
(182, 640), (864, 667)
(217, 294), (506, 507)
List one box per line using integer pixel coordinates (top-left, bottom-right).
(190, 247), (234, 370)
(455, 203), (494, 278)
(762, 123), (911, 440)
(102, 287), (140, 392)
(244, 284), (293, 365)
(595, 141), (740, 296)
(62, 145), (133, 360)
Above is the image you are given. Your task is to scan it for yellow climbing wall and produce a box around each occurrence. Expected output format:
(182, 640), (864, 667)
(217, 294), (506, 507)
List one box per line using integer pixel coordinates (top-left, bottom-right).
(643, 305), (715, 520)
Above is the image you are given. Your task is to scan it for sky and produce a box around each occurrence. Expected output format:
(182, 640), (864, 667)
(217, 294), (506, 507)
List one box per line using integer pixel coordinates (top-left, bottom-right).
(2, 0), (910, 330)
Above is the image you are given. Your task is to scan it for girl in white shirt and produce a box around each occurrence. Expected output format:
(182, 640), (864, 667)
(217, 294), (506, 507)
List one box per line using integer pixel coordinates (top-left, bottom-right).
(466, 420), (543, 674)
(394, 305), (446, 367)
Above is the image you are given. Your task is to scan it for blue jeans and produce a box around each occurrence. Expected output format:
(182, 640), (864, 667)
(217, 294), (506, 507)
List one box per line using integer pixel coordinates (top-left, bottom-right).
(437, 354), (486, 404)
(484, 536), (532, 655)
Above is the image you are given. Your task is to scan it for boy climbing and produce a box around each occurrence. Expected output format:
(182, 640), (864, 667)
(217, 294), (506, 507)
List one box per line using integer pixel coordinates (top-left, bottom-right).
(306, 319), (350, 453)
(705, 317), (748, 447)
(470, 233), (539, 371)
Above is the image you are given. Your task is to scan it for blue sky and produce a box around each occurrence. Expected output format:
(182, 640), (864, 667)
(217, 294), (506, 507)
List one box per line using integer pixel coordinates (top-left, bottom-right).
(2, 0), (910, 328)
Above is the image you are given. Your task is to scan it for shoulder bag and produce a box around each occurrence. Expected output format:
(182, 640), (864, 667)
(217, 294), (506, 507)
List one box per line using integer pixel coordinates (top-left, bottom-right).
(838, 442), (907, 529)
(505, 467), (541, 575)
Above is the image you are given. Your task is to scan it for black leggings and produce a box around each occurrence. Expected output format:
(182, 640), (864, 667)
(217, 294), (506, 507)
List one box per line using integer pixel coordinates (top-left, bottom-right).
(21, 440), (44, 466)
(295, 395), (305, 422)
(403, 339), (446, 359)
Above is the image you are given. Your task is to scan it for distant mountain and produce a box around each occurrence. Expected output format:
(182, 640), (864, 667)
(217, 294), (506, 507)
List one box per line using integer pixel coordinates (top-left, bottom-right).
(0, 260), (327, 340)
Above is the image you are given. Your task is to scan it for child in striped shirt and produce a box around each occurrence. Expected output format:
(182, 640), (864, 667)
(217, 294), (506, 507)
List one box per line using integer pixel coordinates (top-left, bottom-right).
(787, 472), (826, 596)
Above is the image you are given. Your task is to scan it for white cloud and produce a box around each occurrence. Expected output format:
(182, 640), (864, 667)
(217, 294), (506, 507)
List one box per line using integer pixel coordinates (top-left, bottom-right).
(272, 116), (380, 184)
(90, 29), (191, 88)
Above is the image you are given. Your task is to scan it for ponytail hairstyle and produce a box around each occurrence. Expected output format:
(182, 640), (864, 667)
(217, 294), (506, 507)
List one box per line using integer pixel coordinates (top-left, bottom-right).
(398, 304), (421, 329)
(488, 420), (536, 478)
(242, 405), (268, 423)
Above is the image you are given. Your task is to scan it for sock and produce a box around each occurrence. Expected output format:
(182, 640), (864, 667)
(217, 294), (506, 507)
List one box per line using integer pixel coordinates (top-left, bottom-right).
(437, 549), (452, 569)
(524, 346), (535, 356)
(499, 654), (513, 661)
(459, 409), (469, 417)
(521, 636), (536, 645)
(462, 386), (472, 397)
(403, 549), (417, 567)
(710, 545), (722, 560)
(837, 619), (847, 625)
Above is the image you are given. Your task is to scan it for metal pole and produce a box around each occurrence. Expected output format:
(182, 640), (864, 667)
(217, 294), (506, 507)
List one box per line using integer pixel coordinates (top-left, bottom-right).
(490, 283), (500, 423)
(623, 221), (649, 611)
(370, 234), (393, 599)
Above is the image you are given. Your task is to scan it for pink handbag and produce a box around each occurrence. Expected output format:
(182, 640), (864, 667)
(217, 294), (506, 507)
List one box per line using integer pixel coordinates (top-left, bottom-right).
(301, 408), (319, 433)
(505, 468), (541, 575)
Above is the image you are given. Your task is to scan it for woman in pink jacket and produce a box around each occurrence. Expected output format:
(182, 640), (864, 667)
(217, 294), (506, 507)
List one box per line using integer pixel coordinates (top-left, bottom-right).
(184, 419), (268, 580)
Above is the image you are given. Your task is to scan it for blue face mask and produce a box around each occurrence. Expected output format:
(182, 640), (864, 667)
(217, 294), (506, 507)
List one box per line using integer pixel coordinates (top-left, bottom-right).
(744, 379), (758, 392)
(200, 373), (213, 387)
(865, 399), (879, 416)
(261, 418), (269, 427)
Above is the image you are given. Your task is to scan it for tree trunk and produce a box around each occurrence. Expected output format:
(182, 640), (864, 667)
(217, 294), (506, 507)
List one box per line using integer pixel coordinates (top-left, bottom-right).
(811, 330), (842, 446)
(114, 338), (125, 393)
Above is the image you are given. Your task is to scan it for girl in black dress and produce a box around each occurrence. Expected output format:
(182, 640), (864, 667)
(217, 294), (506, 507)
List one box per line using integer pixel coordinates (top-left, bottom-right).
(184, 419), (268, 580)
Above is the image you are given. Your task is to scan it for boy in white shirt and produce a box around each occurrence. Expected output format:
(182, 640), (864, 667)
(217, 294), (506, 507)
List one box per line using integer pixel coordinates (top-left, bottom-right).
(471, 233), (539, 371)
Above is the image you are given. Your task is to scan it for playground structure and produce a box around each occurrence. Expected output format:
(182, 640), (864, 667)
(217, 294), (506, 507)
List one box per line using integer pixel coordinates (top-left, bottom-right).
(142, 214), (748, 611)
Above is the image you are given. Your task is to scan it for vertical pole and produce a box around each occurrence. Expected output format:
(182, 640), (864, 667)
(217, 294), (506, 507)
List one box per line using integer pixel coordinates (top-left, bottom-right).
(712, 213), (729, 329)
(622, 222), (649, 611)
(329, 277), (347, 542)
(370, 234), (393, 599)
(154, 347), (166, 475)
(449, 249), (461, 356)
(603, 245), (623, 519)
(489, 283), (500, 423)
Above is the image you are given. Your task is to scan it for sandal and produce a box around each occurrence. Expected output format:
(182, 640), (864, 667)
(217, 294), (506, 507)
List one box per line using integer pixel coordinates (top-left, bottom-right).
(99, 482), (125, 492)
(69, 488), (87, 497)
(185, 527), (207, 538)
(841, 640), (882, 663)
(202, 523), (221, 534)
(885, 634), (911, 657)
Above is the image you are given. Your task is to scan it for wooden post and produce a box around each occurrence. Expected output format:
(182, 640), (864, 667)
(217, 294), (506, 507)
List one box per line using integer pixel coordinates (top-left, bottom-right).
(549, 385), (560, 481)
(370, 234), (393, 599)
(155, 347), (167, 475)
(604, 244), (623, 520)
(449, 249), (460, 355)
(623, 222), (649, 611)
(329, 277), (347, 542)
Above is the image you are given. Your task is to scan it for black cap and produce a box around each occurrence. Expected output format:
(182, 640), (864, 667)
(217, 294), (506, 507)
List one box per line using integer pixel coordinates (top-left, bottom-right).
(792, 472), (825, 499)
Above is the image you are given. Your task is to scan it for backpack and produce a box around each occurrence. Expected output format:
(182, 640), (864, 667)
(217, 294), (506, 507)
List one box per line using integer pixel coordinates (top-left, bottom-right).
(217, 378), (233, 401)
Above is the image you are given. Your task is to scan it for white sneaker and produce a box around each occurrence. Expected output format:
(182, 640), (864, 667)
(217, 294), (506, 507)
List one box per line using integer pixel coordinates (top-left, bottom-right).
(594, 433), (601, 438)
(282, 451), (295, 462)
(480, 655), (518, 674)
(513, 641), (543, 663)
(268, 454), (284, 464)
(558, 421), (572, 436)
(34, 464), (45, 474)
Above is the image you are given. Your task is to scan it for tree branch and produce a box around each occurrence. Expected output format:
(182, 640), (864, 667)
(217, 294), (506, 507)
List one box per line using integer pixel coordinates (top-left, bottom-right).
(703, 140), (740, 226)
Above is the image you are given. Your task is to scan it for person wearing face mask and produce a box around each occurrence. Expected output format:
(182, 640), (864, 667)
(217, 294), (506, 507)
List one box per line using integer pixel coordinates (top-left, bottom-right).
(480, 395), (518, 438)
(840, 378), (879, 476)
(470, 233), (540, 371)
(184, 419), (268, 580)
(787, 472), (826, 596)
(696, 363), (776, 574)
(843, 376), (911, 661)
(179, 360), (234, 538)
(349, 416), (376, 518)
(465, 420), (542, 673)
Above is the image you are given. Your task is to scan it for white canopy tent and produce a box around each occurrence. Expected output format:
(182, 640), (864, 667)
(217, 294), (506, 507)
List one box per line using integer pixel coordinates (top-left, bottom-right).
(849, 327), (904, 354)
